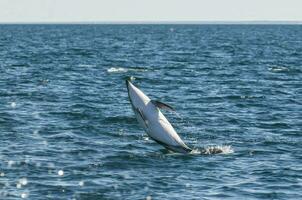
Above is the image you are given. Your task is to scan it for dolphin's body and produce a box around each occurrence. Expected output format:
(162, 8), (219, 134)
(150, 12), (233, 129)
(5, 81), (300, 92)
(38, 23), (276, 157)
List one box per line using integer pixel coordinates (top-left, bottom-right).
(126, 80), (192, 153)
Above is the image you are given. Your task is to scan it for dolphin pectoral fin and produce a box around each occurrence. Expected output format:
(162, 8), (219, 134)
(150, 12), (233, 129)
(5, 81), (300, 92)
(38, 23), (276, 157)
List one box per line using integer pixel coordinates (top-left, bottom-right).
(151, 100), (175, 111)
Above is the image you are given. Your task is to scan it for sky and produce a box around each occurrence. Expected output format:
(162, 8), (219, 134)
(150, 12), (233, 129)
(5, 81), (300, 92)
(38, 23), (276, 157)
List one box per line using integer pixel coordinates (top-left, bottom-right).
(0, 0), (302, 23)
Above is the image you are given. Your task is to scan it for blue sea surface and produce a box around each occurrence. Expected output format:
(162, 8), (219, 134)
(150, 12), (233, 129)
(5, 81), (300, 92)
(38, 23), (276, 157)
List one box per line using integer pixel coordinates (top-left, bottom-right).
(0, 24), (301, 199)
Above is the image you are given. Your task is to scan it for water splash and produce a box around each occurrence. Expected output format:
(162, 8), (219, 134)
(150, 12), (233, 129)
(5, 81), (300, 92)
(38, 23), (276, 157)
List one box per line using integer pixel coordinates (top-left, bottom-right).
(190, 145), (234, 155)
(158, 109), (233, 155)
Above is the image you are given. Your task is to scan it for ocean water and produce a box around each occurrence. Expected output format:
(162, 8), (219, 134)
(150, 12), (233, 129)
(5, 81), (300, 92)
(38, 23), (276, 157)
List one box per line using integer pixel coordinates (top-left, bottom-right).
(0, 24), (301, 199)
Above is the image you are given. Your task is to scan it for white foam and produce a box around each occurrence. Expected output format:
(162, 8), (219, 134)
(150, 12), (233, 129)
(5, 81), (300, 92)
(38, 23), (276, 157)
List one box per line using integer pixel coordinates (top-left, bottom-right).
(107, 67), (147, 73)
(107, 67), (128, 73)
(207, 145), (233, 154)
(189, 149), (202, 154)
(269, 66), (289, 72)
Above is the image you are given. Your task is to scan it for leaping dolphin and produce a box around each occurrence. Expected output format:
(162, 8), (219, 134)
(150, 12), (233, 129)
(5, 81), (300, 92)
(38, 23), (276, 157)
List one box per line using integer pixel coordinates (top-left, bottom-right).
(126, 80), (192, 153)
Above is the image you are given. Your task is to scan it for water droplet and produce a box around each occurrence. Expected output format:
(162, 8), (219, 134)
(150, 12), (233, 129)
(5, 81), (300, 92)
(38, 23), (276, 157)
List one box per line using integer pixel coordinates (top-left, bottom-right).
(146, 195), (152, 200)
(11, 102), (16, 108)
(79, 181), (84, 187)
(16, 183), (22, 188)
(21, 193), (28, 198)
(58, 170), (64, 176)
(19, 178), (28, 186)
(0, 172), (4, 177)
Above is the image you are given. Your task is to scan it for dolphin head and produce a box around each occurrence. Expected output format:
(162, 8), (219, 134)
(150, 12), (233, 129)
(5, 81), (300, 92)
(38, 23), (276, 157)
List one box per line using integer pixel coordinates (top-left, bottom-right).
(126, 80), (150, 109)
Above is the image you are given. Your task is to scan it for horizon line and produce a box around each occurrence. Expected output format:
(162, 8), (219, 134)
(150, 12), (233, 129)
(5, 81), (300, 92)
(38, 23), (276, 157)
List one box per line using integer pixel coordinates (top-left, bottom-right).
(1, 20), (302, 25)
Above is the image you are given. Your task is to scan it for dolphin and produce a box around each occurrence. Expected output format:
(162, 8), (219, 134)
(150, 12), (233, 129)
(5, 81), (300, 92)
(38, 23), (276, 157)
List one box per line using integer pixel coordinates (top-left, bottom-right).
(126, 80), (192, 153)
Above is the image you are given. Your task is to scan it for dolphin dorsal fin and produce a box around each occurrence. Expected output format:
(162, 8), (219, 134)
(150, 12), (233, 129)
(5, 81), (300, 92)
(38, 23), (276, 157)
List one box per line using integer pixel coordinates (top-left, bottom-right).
(151, 100), (175, 111)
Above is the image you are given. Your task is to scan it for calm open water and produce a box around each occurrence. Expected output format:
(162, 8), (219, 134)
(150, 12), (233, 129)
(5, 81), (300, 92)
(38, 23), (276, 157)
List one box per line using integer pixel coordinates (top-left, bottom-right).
(0, 25), (301, 199)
